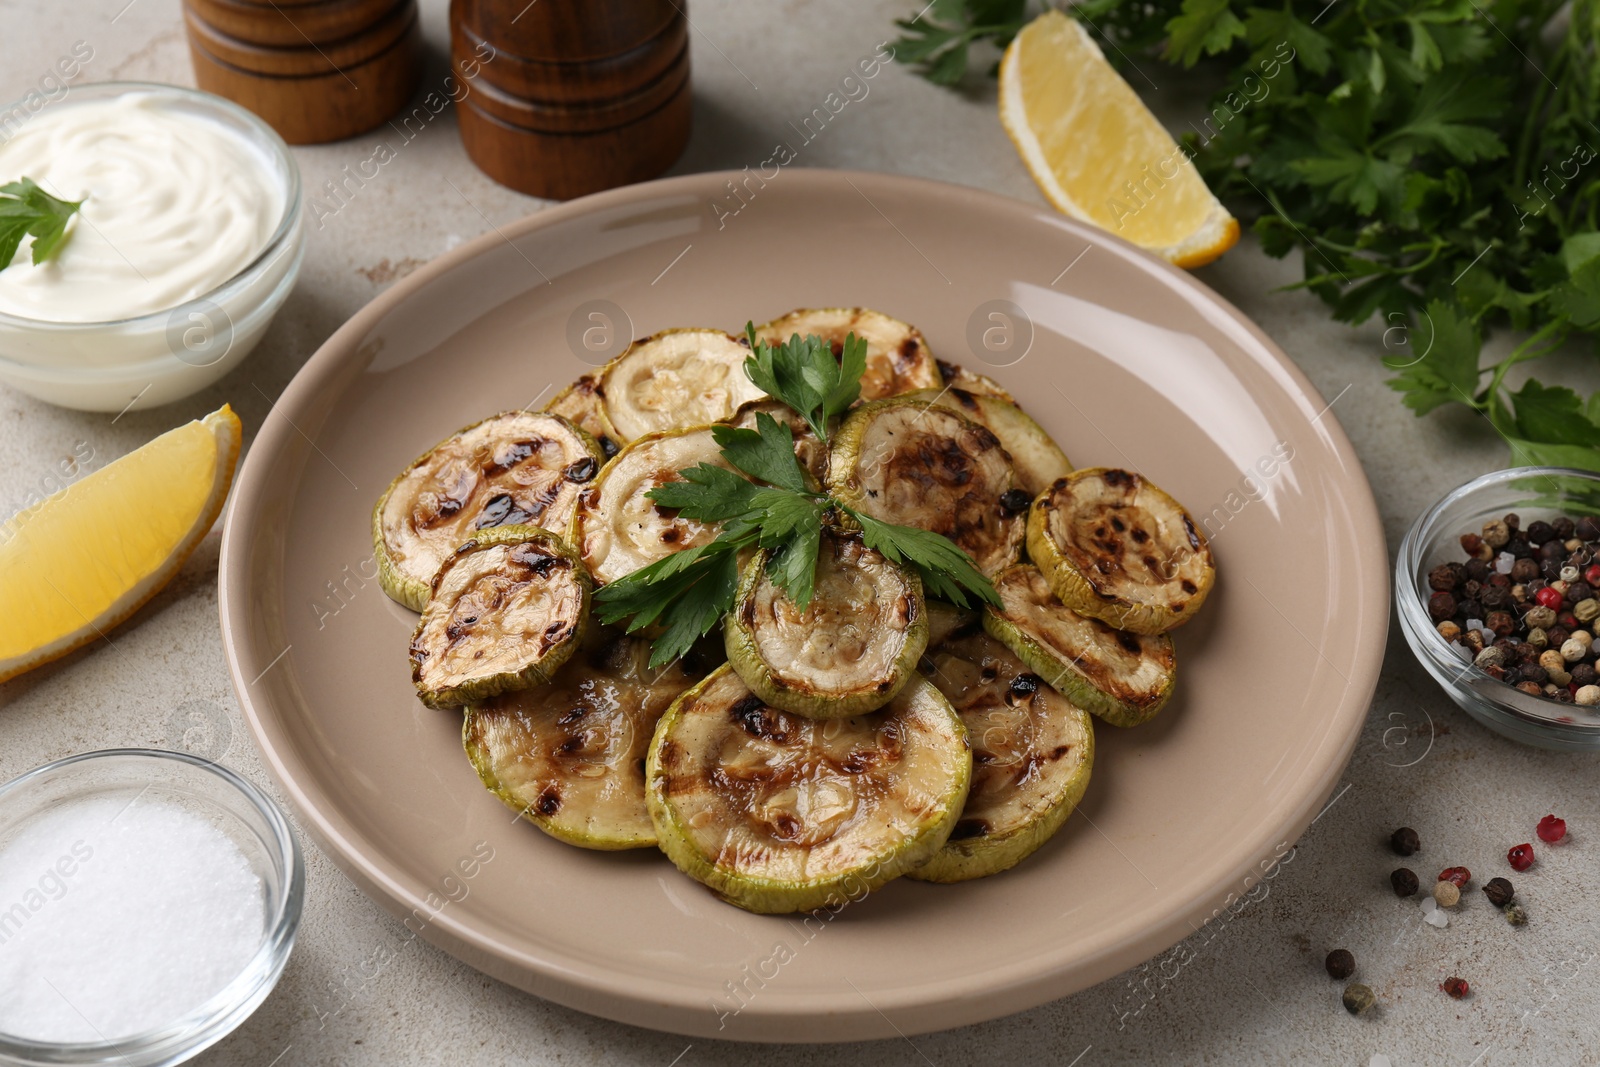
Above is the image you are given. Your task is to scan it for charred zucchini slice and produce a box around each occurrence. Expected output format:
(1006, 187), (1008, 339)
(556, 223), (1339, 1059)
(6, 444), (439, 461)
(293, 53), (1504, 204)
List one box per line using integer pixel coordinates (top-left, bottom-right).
(828, 397), (1025, 576)
(902, 388), (1072, 497)
(934, 359), (1015, 404)
(727, 398), (828, 488)
(598, 328), (764, 442)
(1028, 468), (1215, 634)
(724, 531), (927, 719)
(647, 665), (970, 914)
(463, 630), (703, 849)
(754, 308), (942, 401)
(544, 374), (622, 460)
(374, 412), (603, 612)
(575, 425), (734, 585)
(983, 564), (1174, 727)
(910, 622), (1093, 882)
(410, 526), (590, 709)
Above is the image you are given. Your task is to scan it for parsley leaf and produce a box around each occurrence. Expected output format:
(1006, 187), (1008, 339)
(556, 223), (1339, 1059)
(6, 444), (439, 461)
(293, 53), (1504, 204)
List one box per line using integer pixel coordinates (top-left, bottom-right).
(712, 415), (809, 493)
(646, 463), (760, 521)
(0, 177), (82, 268)
(847, 509), (1000, 609)
(742, 324), (865, 443)
(1385, 299), (1483, 416)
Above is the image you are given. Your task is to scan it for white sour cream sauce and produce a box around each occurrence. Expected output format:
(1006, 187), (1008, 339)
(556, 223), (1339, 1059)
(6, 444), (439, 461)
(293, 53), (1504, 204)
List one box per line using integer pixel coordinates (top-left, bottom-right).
(0, 91), (284, 323)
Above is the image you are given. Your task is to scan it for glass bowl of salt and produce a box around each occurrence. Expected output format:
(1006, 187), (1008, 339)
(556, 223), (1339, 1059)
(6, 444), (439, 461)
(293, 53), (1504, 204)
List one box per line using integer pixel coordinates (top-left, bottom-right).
(0, 749), (303, 1066)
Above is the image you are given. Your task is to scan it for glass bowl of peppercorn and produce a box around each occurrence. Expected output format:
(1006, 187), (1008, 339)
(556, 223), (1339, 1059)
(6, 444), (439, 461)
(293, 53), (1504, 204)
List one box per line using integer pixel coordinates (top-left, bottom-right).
(1398, 466), (1600, 750)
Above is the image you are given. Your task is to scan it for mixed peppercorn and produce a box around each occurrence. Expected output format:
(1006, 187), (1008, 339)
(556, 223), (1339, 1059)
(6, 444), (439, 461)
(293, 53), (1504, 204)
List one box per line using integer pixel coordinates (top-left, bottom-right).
(1428, 512), (1600, 705)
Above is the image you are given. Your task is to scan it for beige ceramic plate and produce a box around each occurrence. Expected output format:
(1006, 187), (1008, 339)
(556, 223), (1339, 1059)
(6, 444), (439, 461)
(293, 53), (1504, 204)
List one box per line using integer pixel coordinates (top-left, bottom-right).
(219, 170), (1385, 1042)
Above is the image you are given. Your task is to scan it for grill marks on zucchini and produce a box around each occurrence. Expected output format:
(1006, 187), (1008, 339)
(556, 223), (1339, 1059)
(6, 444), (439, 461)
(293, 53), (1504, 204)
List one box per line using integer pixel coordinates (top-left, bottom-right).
(755, 308), (942, 401)
(410, 526), (591, 708)
(374, 412), (602, 611)
(646, 665), (970, 913)
(902, 387), (1073, 497)
(725, 532), (927, 718)
(1028, 468), (1215, 634)
(544, 375), (622, 459)
(983, 564), (1175, 728)
(576, 426), (731, 584)
(911, 626), (1093, 882)
(598, 328), (764, 441)
(829, 398), (1025, 576)
(463, 632), (702, 849)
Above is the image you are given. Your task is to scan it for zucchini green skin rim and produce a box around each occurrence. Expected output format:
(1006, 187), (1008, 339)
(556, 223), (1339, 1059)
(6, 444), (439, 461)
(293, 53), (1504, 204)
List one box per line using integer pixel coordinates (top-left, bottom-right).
(1025, 471), (1215, 636)
(981, 600), (1175, 728)
(909, 704), (1094, 883)
(410, 524), (592, 709)
(462, 706), (656, 851)
(898, 387), (1072, 496)
(645, 666), (972, 914)
(722, 543), (929, 720)
(373, 411), (602, 613)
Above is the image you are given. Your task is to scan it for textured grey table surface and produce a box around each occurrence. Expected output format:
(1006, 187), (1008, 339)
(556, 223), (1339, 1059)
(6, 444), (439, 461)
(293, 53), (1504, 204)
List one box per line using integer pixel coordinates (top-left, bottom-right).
(4, 2), (1600, 1064)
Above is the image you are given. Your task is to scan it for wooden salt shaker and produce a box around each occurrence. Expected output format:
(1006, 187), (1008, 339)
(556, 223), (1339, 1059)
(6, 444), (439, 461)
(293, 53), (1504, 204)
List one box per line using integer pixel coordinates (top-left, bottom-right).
(451, 0), (691, 200)
(185, 0), (422, 144)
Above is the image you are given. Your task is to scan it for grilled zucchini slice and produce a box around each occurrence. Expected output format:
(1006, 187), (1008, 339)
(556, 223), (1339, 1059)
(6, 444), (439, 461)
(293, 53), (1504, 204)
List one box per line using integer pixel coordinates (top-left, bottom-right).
(828, 397), (1025, 576)
(934, 359), (1015, 404)
(545, 374), (622, 460)
(1028, 468), (1215, 634)
(727, 398), (828, 488)
(575, 425), (733, 585)
(983, 564), (1174, 727)
(902, 388), (1072, 497)
(754, 308), (942, 401)
(647, 665), (971, 914)
(724, 531), (927, 719)
(374, 412), (603, 611)
(598, 328), (763, 442)
(410, 526), (591, 709)
(463, 629), (704, 849)
(910, 620), (1093, 882)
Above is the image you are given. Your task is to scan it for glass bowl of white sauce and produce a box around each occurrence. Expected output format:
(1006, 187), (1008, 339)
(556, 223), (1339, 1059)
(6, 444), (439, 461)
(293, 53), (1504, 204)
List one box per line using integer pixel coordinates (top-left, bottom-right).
(0, 749), (303, 1066)
(0, 83), (303, 412)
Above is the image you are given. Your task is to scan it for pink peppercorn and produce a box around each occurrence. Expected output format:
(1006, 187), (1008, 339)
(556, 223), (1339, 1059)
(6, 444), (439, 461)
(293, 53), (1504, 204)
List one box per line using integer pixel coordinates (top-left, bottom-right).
(1537, 815), (1567, 843)
(1508, 843), (1536, 871)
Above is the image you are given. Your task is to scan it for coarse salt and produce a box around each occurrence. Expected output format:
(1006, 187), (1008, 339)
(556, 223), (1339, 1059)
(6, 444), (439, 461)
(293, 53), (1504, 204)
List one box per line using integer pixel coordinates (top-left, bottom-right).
(1424, 909), (1449, 929)
(1496, 552), (1515, 574)
(0, 793), (263, 1042)
(1465, 618), (1484, 633)
(1370, 1056), (1393, 1067)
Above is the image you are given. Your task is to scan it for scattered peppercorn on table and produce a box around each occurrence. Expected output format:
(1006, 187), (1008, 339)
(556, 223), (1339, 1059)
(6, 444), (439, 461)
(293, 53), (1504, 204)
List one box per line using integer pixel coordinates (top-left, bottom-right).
(3, 1), (1599, 1064)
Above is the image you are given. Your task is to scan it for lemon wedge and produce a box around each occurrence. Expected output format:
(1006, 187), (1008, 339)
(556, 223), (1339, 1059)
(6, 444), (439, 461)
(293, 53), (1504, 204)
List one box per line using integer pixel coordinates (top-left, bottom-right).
(999, 11), (1238, 268)
(0, 405), (241, 683)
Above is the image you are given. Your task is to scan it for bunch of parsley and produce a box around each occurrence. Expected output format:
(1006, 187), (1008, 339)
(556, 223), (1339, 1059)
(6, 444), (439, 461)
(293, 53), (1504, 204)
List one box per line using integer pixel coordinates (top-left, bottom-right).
(895, 0), (1600, 469)
(593, 326), (999, 668)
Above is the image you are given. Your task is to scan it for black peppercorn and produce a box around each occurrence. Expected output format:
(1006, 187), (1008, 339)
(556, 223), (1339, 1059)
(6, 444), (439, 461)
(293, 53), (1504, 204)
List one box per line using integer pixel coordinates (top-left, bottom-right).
(1429, 592), (1458, 621)
(1512, 558), (1541, 583)
(1555, 687), (1576, 704)
(1459, 597), (1483, 619)
(1390, 827), (1420, 855)
(1391, 867), (1420, 896)
(1465, 558), (1490, 581)
(1505, 512), (1523, 531)
(1428, 564), (1459, 591)
(1486, 610), (1516, 636)
(1515, 641), (1539, 663)
(1325, 949), (1355, 980)
(1510, 538), (1535, 559)
(1569, 581), (1593, 603)
(1521, 663), (1549, 685)
(1543, 558), (1566, 581)
(1578, 516), (1600, 540)
(1548, 626), (1572, 648)
(1517, 680), (1545, 695)
(1482, 586), (1510, 609)
(1542, 540), (1567, 562)
(999, 488), (1032, 516)
(1483, 877), (1515, 907)
(1555, 517), (1577, 540)
(1526, 520), (1556, 545)
(1572, 663), (1598, 688)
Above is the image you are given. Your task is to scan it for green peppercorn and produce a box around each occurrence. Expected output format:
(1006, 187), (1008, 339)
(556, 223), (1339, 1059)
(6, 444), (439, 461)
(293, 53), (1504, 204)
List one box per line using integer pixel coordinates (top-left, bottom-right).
(1342, 983), (1377, 1015)
(1506, 904), (1529, 926)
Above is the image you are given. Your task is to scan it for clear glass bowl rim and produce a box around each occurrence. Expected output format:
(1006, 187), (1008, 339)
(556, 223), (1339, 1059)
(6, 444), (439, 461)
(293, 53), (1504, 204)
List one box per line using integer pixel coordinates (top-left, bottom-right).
(1396, 463), (1600, 739)
(0, 81), (303, 338)
(0, 748), (305, 1062)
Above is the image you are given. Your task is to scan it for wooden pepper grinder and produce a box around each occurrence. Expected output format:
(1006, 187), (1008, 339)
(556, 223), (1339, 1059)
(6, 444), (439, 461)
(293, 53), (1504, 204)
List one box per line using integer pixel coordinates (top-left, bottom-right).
(451, 0), (691, 200)
(185, 0), (423, 144)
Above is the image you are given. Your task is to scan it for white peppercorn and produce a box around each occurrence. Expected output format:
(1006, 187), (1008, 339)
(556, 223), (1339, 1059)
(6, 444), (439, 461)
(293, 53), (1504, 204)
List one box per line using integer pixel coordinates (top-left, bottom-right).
(1482, 519), (1511, 547)
(1476, 646), (1507, 668)
(1562, 638), (1587, 663)
(1576, 685), (1600, 707)
(1561, 565), (1582, 583)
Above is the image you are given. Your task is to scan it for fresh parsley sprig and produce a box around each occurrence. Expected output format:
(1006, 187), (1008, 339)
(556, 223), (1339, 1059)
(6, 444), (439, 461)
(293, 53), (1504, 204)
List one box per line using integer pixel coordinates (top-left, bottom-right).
(593, 325), (999, 668)
(0, 178), (81, 268)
